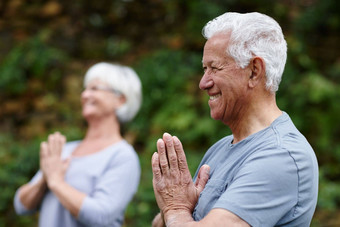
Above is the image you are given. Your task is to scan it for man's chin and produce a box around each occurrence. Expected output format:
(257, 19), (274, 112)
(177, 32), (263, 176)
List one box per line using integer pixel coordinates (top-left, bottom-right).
(210, 111), (221, 121)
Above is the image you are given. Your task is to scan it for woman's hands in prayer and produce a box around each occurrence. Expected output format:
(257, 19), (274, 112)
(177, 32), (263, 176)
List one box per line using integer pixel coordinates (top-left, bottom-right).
(151, 133), (210, 226)
(40, 132), (70, 189)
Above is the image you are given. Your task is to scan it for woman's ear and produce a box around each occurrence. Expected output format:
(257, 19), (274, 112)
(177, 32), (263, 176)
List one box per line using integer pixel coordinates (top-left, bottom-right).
(117, 95), (126, 108)
(248, 57), (265, 88)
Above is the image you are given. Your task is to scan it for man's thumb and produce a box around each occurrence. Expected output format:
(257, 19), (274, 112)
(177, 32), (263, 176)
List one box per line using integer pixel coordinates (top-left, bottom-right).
(195, 164), (210, 194)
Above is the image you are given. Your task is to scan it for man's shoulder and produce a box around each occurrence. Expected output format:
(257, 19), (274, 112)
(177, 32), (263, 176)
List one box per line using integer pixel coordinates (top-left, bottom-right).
(272, 112), (314, 154)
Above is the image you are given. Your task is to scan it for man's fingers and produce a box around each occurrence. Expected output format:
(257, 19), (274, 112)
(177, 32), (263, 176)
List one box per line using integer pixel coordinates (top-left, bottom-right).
(152, 152), (162, 183)
(163, 133), (179, 171)
(195, 164), (210, 194)
(157, 138), (170, 177)
(173, 136), (190, 173)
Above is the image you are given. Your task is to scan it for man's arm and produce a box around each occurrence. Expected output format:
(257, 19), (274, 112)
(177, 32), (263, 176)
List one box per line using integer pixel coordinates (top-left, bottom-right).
(165, 208), (250, 227)
(151, 133), (250, 227)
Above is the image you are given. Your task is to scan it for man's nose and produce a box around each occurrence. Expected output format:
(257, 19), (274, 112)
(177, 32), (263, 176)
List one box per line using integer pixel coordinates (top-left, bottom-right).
(199, 71), (214, 90)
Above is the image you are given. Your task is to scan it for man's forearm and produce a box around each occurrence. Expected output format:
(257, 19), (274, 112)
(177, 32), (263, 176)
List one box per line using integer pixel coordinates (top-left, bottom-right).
(164, 210), (199, 227)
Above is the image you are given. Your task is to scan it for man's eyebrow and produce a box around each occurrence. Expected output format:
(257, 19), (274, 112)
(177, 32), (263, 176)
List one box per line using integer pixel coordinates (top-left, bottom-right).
(202, 60), (222, 67)
(202, 60), (214, 65)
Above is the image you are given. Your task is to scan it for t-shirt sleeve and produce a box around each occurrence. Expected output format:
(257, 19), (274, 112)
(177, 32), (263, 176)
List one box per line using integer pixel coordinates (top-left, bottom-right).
(214, 148), (299, 227)
(77, 149), (140, 226)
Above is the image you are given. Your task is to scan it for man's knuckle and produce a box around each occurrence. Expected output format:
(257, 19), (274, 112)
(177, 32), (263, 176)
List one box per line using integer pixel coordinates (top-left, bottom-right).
(178, 159), (186, 166)
(169, 155), (177, 163)
(174, 143), (181, 150)
(160, 161), (168, 169)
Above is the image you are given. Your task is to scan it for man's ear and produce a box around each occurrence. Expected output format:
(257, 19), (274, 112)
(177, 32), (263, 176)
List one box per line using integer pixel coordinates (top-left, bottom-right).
(248, 57), (265, 88)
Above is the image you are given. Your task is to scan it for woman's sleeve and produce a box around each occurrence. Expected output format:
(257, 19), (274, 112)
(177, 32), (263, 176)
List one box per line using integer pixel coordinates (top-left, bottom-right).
(78, 149), (141, 226)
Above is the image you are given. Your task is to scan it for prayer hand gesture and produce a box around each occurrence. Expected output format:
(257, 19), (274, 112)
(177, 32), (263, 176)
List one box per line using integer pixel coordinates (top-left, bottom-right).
(151, 133), (210, 224)
(40, 132), (70, 188)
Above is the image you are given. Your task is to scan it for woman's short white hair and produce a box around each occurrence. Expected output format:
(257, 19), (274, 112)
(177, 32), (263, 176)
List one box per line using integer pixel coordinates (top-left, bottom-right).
(84, 62), (142, 123)
(202, 12), (287, 93)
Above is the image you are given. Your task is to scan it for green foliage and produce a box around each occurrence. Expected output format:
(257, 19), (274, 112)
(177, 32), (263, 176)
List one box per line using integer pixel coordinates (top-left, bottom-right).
(0, 134), (41, 226)
(1, 0), (339, 226)
(0, 36), (66, 95)
(318, 170), (340, 211)
(184, 1), (225, 42)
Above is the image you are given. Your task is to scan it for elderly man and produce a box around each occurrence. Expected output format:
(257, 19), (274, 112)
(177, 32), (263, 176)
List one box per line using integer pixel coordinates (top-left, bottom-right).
(151, 12), (318, 227)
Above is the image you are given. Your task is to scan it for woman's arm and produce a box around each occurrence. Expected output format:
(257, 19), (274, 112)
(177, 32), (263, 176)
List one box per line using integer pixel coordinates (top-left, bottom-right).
(47, 178), (86, 217)
(16, 176), (47, 212)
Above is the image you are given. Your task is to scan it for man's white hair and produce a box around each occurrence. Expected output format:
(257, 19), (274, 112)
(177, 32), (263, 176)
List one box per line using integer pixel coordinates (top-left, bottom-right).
(202, 12), (287, 92)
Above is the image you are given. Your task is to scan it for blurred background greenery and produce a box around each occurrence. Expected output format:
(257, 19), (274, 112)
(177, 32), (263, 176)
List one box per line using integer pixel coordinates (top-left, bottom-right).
(0, 0), (339, 226)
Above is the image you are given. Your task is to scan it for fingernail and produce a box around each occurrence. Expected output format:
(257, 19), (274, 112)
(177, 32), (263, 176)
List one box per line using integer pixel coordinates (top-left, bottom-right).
(157, 139), (164, 149)
(162, 133), (172, 144)
(163, 132), (171, 138)
(173, 136), (180, 145)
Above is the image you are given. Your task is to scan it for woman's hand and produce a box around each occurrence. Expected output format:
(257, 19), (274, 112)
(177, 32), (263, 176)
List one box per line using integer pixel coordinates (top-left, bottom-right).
(39, 132), (87, 217)
(40, 132), (70, 188)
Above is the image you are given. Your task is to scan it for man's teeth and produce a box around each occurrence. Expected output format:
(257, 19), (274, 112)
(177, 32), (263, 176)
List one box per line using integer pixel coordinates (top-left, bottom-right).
(209, 94), (221, 100)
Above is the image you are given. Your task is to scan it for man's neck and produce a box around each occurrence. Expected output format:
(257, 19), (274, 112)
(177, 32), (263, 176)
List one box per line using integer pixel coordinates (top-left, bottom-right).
(229, 95), (282, 144)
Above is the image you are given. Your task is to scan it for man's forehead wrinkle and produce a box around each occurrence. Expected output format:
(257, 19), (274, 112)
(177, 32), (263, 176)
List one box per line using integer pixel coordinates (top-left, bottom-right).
(202, 59), (217, 66)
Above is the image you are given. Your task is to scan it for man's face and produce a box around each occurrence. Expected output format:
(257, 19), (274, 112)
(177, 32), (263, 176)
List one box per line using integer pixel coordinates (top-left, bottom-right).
(200, 32), (251, 125)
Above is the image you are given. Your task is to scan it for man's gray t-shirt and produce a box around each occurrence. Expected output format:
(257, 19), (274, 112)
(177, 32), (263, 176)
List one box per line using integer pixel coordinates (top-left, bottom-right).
(193, 112), (318, 226)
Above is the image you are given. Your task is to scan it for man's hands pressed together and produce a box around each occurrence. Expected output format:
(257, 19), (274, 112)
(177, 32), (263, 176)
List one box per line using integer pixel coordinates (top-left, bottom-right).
(151, 133), (210, 227)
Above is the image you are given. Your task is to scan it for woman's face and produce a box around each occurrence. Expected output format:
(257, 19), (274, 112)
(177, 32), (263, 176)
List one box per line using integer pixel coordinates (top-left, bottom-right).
(81, 79), (124, 121)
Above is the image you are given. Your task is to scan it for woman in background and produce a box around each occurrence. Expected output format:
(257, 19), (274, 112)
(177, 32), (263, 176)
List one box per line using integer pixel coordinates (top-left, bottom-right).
(14, 62), (142, 227)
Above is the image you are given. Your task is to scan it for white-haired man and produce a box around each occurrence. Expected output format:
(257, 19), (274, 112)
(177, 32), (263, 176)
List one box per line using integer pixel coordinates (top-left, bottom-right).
(152, 12), (318, 227)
